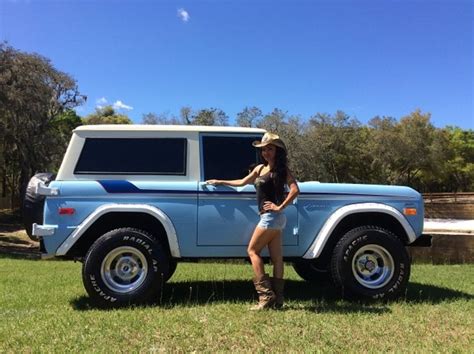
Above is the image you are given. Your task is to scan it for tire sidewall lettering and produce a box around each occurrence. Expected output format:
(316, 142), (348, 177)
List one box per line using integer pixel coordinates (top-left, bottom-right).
(83, 228), (168, 307)
(332, 227), (410, 300)
(88, 274), (117, 303)
(122, 235), (152, 254)
(343, 234), (368, 262)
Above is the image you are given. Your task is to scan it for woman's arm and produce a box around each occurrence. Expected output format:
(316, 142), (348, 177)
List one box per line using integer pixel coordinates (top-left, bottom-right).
(263, 169), (300, 212)
(205, 164), (262, 187)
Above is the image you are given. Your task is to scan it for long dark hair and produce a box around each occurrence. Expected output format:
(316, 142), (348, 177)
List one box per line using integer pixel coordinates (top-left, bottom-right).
(262, 145), (288, 203)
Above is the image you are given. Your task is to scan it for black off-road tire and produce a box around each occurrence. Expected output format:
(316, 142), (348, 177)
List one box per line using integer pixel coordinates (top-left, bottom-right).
(82, 228), (170, 308)
(22, 172), (55, 240)
(330, 225), (410, 300)
(293, 259), (332, 283)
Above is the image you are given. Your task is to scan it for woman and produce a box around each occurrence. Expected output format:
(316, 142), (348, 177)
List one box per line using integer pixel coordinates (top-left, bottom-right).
(206, 132), (300, 310)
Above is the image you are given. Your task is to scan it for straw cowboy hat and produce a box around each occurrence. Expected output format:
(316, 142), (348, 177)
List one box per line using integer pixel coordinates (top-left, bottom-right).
(252, 132), (287, 151)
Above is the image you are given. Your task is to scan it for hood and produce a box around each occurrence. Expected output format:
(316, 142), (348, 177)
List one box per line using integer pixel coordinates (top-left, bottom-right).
(298, 182), (421, 199)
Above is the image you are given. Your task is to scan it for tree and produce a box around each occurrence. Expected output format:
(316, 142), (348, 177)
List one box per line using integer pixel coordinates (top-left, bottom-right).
(236, 106), (263, 127)
(0, 43), (85, 206)
(180, 106), (193, 125)
(142, 112), (182, 125)
(441, 127), (474, 192)
(192, 108), (228, 126)
(258, 108), (287, 132)
(49, 109), (83, 168)
(367, 116), (401, 184)
(306, 111), (367, 183)
(82, 106), (132, 125)
(394, 110), (435, 187)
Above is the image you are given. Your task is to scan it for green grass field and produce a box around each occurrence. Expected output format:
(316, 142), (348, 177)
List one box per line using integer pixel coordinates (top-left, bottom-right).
(0, 257), (473, 352)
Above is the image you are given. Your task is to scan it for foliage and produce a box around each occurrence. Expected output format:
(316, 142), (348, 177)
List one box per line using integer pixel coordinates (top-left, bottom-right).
(82, 106), (132, 125)
(236, 106), (263, 127)
(253, 108), (472, 192)
(0, 43), (85, 205)
(142, 112), (182, 125)
(142, 107), (228, 126)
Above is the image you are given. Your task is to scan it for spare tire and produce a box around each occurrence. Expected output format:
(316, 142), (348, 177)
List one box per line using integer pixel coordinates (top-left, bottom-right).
(22, 172), (55, 240)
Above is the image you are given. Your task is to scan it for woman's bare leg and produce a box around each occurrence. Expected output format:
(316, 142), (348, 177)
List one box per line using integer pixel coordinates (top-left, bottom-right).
(247, 227), (280, 277)
(268, 231), (283, 279)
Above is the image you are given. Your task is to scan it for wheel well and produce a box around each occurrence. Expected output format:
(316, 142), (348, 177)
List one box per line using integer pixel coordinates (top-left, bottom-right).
(316, 212), (409, 267)
(66, 212), (171, 259)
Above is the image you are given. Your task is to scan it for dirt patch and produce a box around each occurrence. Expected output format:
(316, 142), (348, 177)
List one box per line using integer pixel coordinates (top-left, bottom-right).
(0, 224), (40, 259)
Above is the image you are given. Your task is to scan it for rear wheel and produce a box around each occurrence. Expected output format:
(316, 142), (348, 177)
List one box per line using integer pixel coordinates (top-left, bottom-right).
(165, 258), (178, 282)
(82, 228), (169, 307)
(330, 225), (410, 300)
(293, 259), (331, 283)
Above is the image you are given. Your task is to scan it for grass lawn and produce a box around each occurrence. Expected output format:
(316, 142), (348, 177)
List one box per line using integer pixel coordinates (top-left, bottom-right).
(0, 257), (473, 352)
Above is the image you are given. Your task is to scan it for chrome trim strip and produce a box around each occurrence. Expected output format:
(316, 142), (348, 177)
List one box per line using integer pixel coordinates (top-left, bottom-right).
(302, 203), (416, 259)
(198, 195), (256, 200)
(298, 195), (414, 201)
(55, 194), (196, 200)
(55, 204), (181, 257)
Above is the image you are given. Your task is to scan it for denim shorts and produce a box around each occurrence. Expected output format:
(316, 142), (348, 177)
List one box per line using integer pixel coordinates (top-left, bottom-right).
(257, 212), (287, 230)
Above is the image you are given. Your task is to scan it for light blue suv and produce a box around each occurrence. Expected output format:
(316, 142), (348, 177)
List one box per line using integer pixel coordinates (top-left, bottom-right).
(23, 125), (429, 307)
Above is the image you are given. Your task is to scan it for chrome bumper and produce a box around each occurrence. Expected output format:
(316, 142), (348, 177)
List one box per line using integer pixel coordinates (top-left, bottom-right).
(32, 223), (57, 236)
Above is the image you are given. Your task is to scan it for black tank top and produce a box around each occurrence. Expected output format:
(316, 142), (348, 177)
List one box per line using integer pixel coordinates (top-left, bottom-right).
(254, 166), (284, 213)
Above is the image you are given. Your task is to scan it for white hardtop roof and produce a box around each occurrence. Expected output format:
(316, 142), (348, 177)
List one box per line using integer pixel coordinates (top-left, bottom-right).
(74, 125), (266, 133)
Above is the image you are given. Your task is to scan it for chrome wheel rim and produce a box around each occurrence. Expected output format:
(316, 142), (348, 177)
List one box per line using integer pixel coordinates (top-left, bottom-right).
(352, 244), (394, 289)
(101, 246), (148, 293)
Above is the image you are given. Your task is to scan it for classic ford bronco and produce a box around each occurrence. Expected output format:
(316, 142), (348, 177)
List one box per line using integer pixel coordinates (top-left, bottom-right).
(23, 125), (429, 307)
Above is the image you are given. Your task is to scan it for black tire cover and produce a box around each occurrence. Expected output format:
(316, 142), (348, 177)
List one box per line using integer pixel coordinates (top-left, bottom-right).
(22, 172), (55, 240)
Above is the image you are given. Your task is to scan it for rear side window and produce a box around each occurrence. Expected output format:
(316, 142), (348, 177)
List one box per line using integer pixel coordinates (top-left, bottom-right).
(75, 138), (187, 175)
(202, 135), (262, 181)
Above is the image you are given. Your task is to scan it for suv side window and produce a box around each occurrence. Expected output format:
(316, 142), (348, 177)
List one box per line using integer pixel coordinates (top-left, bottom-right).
(201, 135), (262, 181)
(74, 138), (187, 175)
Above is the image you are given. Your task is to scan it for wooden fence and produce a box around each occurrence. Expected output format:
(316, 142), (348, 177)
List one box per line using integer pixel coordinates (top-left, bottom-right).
(422, 192), (474, 219)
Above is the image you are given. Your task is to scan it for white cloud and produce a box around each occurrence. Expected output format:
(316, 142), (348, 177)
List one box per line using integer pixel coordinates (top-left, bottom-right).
(95, 97), (108, 109)
(177, 8), (190, 22)
(113, 100), (133, 111)
(96, 97), (108, 105)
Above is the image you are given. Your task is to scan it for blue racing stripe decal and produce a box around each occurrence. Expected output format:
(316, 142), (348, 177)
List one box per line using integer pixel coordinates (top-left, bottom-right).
(98, 180), (141, 193)
(98, 180), (197, 194)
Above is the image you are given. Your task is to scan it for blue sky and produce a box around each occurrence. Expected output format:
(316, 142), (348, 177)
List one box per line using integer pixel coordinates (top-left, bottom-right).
(1, 0), (473, 129)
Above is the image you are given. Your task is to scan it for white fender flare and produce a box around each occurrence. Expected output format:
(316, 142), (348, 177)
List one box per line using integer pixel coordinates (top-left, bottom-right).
(56, 204), (180, 257)
(302, 202), (416, 259)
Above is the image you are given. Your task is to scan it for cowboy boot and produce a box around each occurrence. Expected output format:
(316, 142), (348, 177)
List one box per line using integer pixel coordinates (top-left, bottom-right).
(250, 274), (276, 310)
(271, 277), (285, 309)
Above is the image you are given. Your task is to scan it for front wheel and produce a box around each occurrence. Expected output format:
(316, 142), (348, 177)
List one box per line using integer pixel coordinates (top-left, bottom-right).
(82, 228), (169, 307)
(330, 225), (410, 300)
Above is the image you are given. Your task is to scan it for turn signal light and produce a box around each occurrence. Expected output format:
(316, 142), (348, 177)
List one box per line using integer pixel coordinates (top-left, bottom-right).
(403, 208), (417, 216)
(59, 207), (75, 215)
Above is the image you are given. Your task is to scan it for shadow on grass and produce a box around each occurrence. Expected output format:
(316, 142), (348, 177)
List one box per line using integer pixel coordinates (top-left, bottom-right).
(404, 282), (474, 303)
(71, 279), (474, 313)
(71, 279), (388, 313)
